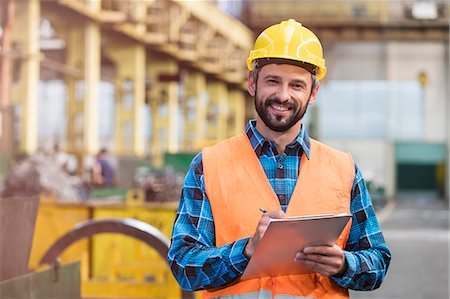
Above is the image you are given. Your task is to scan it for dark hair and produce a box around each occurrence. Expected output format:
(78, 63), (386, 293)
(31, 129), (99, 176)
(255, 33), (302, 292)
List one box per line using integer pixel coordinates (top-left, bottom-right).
(98, 148), (108, 155)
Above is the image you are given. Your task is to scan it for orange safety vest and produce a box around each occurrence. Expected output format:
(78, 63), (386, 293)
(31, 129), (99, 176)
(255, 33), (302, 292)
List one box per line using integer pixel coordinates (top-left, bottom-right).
(202, 133), (354, 299)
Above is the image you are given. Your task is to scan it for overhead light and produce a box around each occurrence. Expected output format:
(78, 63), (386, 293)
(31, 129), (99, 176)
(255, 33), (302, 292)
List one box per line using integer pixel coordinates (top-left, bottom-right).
(411, 1), (438, 20)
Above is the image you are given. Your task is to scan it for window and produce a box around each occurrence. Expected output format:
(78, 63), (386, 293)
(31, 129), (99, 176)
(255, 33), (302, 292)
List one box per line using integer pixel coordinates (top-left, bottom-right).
(315, 80), (423, 140)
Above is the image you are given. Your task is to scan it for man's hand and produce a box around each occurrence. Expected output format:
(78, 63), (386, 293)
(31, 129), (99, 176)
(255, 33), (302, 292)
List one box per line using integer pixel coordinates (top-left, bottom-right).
(244, 210), (286, 258)
(294, 245), (346, 276)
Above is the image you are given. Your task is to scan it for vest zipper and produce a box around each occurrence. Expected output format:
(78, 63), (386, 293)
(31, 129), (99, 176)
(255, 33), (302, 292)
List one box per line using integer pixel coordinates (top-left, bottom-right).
(271, 277), (276, 299)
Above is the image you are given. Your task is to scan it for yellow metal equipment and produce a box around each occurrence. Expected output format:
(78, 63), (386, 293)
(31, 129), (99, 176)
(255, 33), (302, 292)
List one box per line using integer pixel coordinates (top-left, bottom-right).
(29, 195), (188, 299)
(29, 195), (91, 279)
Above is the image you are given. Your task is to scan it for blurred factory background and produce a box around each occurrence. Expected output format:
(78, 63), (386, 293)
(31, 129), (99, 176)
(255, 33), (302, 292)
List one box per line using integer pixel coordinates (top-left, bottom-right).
(0, 1), (449, 298)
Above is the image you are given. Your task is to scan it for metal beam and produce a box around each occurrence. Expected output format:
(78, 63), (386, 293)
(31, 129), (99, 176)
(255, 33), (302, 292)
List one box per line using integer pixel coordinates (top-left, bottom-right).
(0, 0), (15, 153)
(42, 0), (253, 84)
(147, 55), (180, 165)
(245, 1), (449, 42)
(206, 80), (228, 142)
(317, 26), (449, 42)
(83, 21), (100, 155)
(228, 88), (246, 137)
(11, 0), (40, 155)
(103, 40), (146, 156)
(39, 218), (170, 264)
(183, 70), (207, 150)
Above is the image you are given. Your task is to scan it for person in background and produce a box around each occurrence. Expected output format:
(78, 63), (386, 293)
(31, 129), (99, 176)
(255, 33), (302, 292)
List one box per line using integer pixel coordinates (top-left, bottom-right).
(167, 19), (391, 298)
(92, 148), (116, 187)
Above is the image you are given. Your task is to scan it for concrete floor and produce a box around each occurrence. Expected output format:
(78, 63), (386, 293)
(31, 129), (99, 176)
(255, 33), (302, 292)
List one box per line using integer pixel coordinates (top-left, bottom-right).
(350, 195), (449, 299)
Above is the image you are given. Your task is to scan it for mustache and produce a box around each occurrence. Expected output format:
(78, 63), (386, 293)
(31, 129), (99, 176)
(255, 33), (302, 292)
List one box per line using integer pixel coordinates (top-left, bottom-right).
(265, 98), (296, 110)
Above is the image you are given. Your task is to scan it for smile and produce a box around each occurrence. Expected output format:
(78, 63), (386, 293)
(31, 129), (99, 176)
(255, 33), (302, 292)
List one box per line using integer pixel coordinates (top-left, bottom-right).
(271, 104), (290, 112)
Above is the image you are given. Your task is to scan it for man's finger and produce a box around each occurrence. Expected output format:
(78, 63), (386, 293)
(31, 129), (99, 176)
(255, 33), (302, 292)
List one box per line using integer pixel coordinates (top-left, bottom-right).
(296, 253), (336, 266)
(303, 245), (335, 255)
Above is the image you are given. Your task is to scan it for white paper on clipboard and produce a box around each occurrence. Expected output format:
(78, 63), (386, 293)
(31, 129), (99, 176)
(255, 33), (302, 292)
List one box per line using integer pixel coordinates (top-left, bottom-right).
(241, 213), (351, 280)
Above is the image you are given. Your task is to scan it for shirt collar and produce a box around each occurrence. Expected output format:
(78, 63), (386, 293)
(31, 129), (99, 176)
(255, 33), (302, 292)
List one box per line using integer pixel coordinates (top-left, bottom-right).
(245, 120), (311, 159)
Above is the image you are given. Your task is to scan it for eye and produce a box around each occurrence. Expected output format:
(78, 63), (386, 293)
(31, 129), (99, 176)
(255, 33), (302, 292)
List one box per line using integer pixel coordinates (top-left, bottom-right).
(291, 82), (306, 90)
(267, 78), (279, 84)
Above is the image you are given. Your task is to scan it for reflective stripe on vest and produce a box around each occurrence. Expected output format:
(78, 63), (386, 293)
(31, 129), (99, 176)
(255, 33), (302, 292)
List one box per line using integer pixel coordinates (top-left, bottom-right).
(211, 289), (313, 299)
(202, 133), (354, 299)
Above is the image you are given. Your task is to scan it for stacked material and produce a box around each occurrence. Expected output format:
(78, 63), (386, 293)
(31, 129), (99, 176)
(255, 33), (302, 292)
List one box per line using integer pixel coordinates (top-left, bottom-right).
(1, 153), (85, 202)
(135, 167), (184, 202)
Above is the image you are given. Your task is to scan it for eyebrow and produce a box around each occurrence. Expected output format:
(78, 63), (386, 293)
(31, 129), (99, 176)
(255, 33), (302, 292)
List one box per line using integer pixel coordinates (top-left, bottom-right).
(263, 75), (282, 80)
(264, 75), (308, 86)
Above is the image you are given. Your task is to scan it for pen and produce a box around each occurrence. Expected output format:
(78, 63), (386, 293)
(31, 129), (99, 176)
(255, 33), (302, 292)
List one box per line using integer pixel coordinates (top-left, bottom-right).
(259, 207), (268, 213)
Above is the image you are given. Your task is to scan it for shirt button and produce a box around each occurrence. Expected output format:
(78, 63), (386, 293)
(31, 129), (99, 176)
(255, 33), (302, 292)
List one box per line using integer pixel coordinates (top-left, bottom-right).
(279, 194), (285, 200)
(277, 163), (283, 169)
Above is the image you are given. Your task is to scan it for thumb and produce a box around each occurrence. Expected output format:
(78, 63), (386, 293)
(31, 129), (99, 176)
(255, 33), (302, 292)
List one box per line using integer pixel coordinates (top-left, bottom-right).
(265, 210), (286, 219)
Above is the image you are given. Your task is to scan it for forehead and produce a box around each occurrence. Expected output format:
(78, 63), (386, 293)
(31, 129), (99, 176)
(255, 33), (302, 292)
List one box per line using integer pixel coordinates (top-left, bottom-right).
(259, 63), (312, 81)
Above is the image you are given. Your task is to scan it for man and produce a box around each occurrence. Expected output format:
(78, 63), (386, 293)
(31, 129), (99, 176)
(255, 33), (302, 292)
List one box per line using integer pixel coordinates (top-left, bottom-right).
(92, 148), (116, 187)
(168, 19), (391, 298)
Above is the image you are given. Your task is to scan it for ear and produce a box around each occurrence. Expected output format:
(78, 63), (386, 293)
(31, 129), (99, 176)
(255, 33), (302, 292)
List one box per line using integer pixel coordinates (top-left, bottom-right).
(247, 71), (256, 96)
(308, 82), (320, 105)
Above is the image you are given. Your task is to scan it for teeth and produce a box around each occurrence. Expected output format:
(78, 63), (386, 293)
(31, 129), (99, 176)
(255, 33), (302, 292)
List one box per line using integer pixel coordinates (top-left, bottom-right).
(272, 104), (289, 111)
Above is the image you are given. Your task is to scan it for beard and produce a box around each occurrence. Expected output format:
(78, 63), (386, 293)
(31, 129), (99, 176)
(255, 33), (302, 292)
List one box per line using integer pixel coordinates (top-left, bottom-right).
(254, 94), (309, 132)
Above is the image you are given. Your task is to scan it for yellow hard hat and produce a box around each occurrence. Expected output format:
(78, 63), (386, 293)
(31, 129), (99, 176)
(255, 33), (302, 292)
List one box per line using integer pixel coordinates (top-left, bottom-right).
(247, 19), (327, 80)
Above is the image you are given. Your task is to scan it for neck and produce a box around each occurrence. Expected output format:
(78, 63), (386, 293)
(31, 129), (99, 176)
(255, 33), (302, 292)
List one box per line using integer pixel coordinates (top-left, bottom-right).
(255, 119), (301, 154)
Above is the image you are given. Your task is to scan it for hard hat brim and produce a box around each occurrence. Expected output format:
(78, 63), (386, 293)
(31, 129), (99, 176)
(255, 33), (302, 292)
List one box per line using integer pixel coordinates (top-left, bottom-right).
(253, 58), (319, 76)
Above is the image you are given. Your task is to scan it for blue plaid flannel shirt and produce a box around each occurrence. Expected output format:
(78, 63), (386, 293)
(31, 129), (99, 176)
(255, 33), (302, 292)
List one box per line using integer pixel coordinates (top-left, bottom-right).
(168, 120), (391, 291)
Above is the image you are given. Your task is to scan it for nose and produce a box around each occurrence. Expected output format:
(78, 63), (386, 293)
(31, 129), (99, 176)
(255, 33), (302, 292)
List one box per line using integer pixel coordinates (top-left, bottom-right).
(275, 84), (290, 102)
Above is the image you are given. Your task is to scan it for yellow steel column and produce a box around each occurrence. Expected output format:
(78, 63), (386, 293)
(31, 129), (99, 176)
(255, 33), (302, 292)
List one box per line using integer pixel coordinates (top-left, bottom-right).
(206, 80), (228, 142)
(65, 26), (85, 156)
(167, 71), (180, 154)
(104, 43), (146, 156)
(83, 2), (101, 155)
(228, 88), (246, 137)
(0, 0), (14, 154)
(184, 70), (207, 150)
(12, 0), (40, 155)
(64, 4), (100, 157)
(148, 94), (163, 167)
(147, 57), (180, 165)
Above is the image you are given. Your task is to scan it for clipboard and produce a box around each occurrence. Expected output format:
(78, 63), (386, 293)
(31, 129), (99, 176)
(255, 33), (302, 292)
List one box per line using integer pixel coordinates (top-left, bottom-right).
(241, 213), (351, 280)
